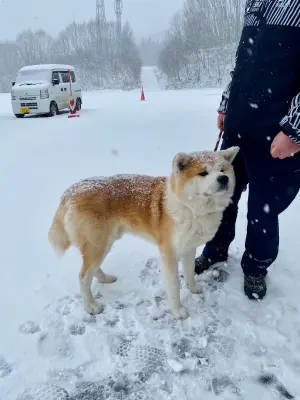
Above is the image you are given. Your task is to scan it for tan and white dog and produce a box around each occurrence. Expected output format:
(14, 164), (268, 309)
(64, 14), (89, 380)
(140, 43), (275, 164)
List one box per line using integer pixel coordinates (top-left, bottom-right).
(48, 146), (239, 319)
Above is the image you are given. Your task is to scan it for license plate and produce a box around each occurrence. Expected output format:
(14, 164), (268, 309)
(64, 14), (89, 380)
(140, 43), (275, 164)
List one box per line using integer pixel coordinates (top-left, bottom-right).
(20, 107), (29, 114)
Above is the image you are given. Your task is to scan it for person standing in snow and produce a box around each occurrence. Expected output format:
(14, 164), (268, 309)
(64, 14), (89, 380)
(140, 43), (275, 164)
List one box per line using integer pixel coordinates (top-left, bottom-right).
(195, 0), (300, 299)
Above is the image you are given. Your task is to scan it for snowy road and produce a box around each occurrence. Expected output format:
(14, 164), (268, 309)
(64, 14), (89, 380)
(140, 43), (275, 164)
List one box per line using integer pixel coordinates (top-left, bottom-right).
(0, 88), (300, 399)
(141, 66), (161, 91)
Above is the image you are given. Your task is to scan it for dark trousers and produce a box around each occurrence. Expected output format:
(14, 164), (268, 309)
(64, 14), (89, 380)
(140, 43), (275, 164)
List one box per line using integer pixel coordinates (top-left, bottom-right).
(203, 134), (300, 277)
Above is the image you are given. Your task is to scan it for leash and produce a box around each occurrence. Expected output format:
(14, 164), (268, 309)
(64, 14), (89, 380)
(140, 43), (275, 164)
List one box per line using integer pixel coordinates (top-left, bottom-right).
(214, 129), (223, 152)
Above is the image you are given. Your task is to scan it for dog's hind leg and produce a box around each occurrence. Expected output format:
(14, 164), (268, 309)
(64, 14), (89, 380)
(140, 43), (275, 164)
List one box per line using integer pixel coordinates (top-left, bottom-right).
(181, 248), (202, 294)
(79, 239), (114, 315)
(94, 231), (120, 284)
(159, 246), (189, 320)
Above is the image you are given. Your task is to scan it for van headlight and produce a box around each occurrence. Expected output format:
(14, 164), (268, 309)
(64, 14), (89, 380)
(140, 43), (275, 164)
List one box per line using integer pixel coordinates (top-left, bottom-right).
(40, 89), (49, 99)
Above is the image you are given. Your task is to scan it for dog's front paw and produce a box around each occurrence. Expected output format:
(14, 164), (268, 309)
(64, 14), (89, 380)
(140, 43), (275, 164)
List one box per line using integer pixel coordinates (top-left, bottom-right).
(98, 274), (118, 284)
(188, 283), (202, 294)
(84, 301), (103, 315)
(172, 306), (189, 320)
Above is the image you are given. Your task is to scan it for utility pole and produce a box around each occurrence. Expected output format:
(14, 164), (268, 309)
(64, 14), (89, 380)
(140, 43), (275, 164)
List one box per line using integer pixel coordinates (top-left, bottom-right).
(96, 0), (106, 86)
(114, 0), (123, 38)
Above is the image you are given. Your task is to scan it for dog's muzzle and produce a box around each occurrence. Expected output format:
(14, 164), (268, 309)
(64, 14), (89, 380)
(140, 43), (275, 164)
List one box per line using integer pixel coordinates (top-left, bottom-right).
(217, 175), (229, 191)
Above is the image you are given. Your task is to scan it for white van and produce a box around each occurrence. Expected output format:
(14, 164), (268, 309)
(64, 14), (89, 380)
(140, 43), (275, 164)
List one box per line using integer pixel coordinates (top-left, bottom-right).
(11, 64), (82, 118)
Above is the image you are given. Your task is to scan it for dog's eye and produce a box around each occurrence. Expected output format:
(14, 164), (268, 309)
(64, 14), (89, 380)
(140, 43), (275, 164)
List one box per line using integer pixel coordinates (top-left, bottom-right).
(199, 170), (208, 177)
(220, 169), (225, 173)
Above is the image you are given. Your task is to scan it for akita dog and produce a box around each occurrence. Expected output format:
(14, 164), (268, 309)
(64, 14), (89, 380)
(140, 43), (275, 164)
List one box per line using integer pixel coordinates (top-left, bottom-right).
(48, 146), (239, 319)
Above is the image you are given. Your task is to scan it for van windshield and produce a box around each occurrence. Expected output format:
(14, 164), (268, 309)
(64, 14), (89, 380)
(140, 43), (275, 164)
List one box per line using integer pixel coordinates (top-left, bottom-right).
(16, 70), (50, 85)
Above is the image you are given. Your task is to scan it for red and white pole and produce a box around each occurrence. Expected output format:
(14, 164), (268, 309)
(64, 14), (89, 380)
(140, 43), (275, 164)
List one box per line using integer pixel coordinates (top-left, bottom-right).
(68, 69), (80, 118)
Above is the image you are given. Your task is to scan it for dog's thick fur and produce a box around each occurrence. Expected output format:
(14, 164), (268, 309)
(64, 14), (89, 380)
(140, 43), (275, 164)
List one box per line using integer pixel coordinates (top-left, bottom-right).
(48, 147), (239, 319)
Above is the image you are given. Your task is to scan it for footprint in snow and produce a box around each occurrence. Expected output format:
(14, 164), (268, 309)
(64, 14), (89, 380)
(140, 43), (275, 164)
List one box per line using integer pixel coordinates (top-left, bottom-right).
(82, 314), (97, 324)
(171, 337), (192, 359)
(111, 391), (150, 400)
(205, 268), (229, 292)
(56, 295), (78, 316)
(38, 331), (74, 359)
(110, 337), (135, 358)
(140, 258), (160, 288)
(73, 379), (149, 400)
(211, 376), (240, 396)
(17, 384), (70, 400)
(72, 381), (111, 400)
(112, 301), (128, 310)
(19, 320), (41, 335)
(210, 335), (237, 358)
(105, 317), (120, 327)
(0, 356), (13, 378)
(108, 372), (133, 393)
(204, 320), (219, 336)
(110, 336), (166, 383)
(56, 303), (71, 316)
(69, 323), (86, 336)
(172, 336), (209, 362)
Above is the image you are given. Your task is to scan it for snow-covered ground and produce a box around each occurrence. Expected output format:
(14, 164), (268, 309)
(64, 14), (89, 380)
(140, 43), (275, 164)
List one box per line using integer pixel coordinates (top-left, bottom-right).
(1, 74), (300, 399)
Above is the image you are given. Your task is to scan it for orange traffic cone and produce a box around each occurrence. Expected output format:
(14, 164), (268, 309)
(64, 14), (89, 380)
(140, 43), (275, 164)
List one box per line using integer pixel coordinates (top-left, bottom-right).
(140, 87), (145, 101)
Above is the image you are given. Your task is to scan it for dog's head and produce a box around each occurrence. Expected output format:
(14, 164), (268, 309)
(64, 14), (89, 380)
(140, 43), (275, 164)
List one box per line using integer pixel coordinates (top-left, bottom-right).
(170, 146), (239, 206)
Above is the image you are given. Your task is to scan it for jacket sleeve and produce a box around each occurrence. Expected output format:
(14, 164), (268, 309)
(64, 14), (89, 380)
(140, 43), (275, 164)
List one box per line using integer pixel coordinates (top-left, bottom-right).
(280, 93), (300, 145)
(217, 78), (233, 114)
(218, 52), (237, 114)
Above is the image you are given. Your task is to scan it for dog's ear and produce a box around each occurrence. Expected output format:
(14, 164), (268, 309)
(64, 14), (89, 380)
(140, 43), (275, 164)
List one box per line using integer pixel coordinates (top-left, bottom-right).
(221, 146), (240, 164)
(173, 152), (190, 173)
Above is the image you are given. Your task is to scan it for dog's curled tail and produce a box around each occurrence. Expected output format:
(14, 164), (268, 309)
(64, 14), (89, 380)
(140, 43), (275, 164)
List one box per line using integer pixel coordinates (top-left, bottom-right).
(48, 206), (70, 256)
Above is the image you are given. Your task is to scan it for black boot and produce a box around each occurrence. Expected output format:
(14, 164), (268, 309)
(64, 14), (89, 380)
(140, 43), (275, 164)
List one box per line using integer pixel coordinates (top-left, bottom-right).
(244, 275), (267, 300)
(195, 254), (226, 275)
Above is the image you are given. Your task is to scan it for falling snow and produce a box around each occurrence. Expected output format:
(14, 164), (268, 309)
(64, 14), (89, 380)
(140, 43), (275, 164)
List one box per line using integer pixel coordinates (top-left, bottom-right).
(0, 85), (299, 400)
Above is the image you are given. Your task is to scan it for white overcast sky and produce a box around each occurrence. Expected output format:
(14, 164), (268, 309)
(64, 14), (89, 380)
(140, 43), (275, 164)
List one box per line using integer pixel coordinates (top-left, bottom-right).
(0, 0), (184, 41)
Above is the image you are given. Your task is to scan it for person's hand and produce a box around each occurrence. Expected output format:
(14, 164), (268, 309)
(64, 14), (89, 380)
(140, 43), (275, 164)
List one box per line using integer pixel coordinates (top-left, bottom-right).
(217, 113), (225, 131)
(271, 131), (300, 159)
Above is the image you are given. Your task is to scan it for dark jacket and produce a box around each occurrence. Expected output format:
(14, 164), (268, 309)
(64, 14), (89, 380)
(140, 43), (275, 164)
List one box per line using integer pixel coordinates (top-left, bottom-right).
(219, 0), (300, 144)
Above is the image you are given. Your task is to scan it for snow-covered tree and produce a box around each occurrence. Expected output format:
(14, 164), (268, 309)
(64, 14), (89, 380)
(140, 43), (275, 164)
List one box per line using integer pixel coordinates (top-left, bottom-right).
(158, 0), (245, 89)
(0, 18), (141, 93)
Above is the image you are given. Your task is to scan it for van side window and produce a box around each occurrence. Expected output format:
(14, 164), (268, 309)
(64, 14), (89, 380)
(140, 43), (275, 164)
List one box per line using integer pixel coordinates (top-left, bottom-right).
(70, 71), (76, 83)
(60, 71), (69, 83)
(52, 71), (60, 82)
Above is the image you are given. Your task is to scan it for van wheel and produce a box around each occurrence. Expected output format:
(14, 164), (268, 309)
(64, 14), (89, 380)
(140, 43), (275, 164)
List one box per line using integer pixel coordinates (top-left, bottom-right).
(15, 114), (25, 118)
(49, 101), (58, 117)
(76, 98), (82, 111)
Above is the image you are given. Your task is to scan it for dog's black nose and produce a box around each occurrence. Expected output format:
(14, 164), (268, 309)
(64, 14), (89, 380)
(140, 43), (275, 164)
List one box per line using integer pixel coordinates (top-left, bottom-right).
(217, 175), (229, 186)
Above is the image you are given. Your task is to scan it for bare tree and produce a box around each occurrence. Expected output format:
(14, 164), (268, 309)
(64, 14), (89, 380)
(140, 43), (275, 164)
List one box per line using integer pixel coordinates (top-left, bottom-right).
(158, 12), (189, 88)
(0, 41), (22, 92)
(158, 0), (245, 89)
